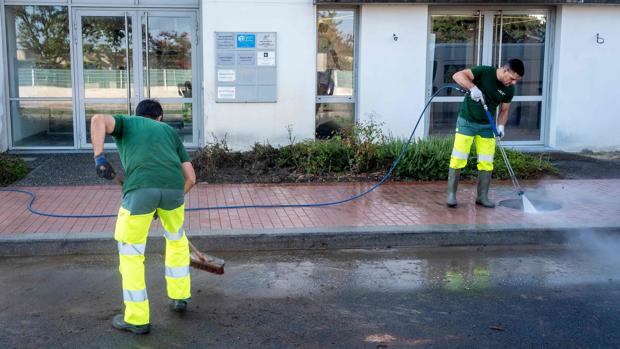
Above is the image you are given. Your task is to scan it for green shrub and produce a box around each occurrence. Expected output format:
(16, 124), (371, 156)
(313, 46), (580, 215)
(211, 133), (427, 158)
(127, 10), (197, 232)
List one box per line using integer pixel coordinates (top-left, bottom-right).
(345, 118), (385, 173)
(277, 137), (351, 175)
(377, 136), (556, 180)
(378, 137), (453, 180)
(0, 153), (28, 186)
(492, 148), (557, 179)
(192, 126), (556, 182)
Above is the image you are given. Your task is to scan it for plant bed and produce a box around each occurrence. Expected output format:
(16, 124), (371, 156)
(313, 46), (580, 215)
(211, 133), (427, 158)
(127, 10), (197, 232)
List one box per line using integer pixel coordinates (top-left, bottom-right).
(193, 125), (557, 184)
(0, 153), (28, 186)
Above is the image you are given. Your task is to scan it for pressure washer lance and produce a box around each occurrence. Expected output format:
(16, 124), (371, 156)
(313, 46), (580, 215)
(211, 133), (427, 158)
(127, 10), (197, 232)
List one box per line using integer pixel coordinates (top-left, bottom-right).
(479, 101), (538, 214)
(113, 176), (225, 274)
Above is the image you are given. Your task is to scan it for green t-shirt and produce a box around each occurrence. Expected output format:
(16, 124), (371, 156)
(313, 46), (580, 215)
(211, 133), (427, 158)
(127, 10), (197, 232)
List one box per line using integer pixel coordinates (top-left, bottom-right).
(459, 65), (514, 124)
(111, 115), (190, 194)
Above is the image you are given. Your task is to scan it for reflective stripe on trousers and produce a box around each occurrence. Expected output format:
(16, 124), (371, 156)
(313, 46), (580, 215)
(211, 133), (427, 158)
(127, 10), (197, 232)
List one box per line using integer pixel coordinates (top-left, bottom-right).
(449, 133), (496, 171)
(158, 205), (191, 301)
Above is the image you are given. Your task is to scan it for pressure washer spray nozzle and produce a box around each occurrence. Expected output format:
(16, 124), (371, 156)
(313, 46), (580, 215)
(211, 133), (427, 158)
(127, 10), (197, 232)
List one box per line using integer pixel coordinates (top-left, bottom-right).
(518, 190), (525, 196)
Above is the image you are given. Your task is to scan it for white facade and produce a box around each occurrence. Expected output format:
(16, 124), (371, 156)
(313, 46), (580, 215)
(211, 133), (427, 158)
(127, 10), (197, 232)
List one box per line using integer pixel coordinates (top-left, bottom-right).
(358, 5), (429, 140)
(202, 2), (620, 152)
(550, 5), (620, 151)
(203, 0), (316, 150)
(2, 1), (620, 153)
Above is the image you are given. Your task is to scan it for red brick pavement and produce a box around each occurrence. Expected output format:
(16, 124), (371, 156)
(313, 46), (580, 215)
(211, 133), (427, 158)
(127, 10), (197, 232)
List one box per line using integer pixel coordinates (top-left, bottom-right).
(1, 180), (619, 235)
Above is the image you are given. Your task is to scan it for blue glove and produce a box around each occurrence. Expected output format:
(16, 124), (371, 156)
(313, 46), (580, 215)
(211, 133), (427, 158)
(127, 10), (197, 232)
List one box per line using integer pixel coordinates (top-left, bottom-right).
(94, 154), (116, 180)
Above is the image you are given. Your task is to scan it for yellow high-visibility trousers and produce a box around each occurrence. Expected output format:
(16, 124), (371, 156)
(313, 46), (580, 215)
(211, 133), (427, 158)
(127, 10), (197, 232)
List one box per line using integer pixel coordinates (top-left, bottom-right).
(449, 133), (496, 171)
(114, 188), (190, 326)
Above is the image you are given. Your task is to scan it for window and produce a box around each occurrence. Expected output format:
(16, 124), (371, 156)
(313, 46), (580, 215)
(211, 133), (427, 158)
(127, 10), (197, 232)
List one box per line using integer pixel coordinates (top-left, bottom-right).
(5, 5), (73, 148)
(316, 9), (356, 139)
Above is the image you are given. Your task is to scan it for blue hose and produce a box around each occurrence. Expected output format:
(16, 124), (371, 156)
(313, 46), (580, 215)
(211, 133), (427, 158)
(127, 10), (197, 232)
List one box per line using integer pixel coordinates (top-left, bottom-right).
(1, 85), (462, 219)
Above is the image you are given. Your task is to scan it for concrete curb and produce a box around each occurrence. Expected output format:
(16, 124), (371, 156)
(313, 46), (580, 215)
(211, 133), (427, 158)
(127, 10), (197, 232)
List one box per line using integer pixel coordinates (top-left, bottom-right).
(1, 222), (619, 257)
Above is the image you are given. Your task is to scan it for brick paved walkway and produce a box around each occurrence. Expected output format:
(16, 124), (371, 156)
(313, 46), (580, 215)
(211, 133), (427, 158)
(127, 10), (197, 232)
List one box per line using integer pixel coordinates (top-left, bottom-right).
(1, 180), (619, 235)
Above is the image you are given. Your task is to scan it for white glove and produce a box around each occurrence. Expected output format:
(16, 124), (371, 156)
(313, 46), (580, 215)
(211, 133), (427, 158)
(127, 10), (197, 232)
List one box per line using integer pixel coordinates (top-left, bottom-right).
(497, 124), (505, 139)
(469, 85), (485, 103)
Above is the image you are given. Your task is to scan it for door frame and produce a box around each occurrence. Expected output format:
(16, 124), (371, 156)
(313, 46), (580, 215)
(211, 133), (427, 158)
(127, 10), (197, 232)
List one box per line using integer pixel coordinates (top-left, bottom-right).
(72, 8), (200, 149)
(73, 9), (142, 149)
(425, 6), (554, 147)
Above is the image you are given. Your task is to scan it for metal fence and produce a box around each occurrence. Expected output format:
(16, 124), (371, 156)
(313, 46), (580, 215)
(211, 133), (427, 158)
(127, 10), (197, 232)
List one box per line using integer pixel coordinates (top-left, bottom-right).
(18, 68), (192, 88)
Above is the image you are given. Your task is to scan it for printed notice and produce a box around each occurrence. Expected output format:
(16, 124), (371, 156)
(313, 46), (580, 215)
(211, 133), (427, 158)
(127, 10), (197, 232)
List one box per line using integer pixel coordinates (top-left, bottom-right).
(236, 34), (256, 48)
(257, 51), (276, 66)
(216, 33), (235, 49)
(217, 69), (236, 82)
(257, 33), (276, 49)
(217, 52), (235, 66)
(215, 32), (276, 102)
(217, 86), (236, 99)
(237, 52), (256, 65)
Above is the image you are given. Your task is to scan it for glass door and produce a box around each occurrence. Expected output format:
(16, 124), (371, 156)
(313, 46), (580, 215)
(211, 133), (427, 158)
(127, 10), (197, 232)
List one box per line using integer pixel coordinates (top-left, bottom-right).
(427, 9), (551, 145)
(141, 11), (197, 144)
(74, 10), (139, 147)
(493, 12), (549, 143)
(73, 9), (198, 148)
(427, 12), (483, 136)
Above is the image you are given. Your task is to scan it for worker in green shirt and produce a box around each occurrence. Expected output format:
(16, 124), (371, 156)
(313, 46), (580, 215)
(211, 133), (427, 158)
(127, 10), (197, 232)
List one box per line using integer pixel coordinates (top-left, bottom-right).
(447, 59), (524, 208)
(91, 99), (196, 334)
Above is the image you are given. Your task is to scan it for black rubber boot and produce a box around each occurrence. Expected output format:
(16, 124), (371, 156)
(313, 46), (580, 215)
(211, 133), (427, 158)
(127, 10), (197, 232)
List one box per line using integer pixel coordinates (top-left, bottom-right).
(476, 171), (496, 208)
(446, 168), (460, 208)
(112, 314), (150, 334)
(170, 299), (188, 313)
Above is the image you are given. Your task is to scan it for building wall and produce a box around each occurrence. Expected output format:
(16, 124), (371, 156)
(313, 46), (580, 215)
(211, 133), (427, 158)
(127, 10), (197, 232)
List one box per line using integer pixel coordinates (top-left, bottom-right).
(0, 5), (7, 152)
(550, 5), (620, 151)
(202, 0), (316, 150)
(358, 5), (429, 140)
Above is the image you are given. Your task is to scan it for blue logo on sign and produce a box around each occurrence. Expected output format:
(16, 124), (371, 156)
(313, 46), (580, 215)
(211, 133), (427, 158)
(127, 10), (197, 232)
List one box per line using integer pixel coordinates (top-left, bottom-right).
(236, 34), (256, 48)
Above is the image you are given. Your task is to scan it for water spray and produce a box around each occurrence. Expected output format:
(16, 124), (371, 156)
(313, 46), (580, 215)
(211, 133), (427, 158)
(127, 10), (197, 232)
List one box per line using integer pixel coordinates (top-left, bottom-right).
(479, 100), (538, 213)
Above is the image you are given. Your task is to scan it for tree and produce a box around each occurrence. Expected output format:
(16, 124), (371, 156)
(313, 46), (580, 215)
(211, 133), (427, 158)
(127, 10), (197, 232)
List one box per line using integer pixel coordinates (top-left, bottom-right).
(14, 6), (70, 68)
(81, 16), (129, 70)
(147, 30), (192, 69)
(318, 10), (354, 71)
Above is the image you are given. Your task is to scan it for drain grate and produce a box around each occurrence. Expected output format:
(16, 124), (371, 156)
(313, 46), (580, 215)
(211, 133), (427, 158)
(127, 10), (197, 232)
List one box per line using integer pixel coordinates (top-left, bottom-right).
(499, 199), (562, 211)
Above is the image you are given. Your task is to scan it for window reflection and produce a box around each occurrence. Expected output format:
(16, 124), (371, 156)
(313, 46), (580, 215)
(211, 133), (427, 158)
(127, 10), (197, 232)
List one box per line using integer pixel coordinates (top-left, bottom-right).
(429, 15), (481, 97)
(6, 6), (72, 99)
(10, 100), (73, 147)
(317, 10), (354, 97)
(82, 16), (133, 99)
(494, 15), (546, 96)
(6, 5), (74, 148)
(144, 16), (193, 98)
(315, 103), (354, 139)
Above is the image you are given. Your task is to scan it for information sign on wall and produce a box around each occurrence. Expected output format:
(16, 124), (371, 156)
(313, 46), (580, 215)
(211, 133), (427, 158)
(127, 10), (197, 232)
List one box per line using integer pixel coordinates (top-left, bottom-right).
(215, 32), (277, 103)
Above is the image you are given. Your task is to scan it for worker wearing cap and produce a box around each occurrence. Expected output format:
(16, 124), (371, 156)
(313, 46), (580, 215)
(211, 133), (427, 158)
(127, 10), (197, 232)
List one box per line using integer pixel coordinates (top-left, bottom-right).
(447, 59), (524, 208)
(90, 99), (196, 334)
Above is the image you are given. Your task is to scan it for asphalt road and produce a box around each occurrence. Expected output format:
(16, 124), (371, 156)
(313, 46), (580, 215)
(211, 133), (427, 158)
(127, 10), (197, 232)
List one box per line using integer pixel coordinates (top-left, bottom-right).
(1, 245), (620, 348)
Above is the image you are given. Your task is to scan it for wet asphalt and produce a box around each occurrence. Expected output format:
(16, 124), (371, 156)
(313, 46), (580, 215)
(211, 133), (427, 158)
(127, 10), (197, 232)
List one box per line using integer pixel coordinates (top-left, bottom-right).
(1, 245), (620, 349)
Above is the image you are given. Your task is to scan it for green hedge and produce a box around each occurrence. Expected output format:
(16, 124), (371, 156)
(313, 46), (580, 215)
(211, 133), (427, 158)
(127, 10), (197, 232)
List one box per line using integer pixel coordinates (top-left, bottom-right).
(0, 154), (28, 186)
(194, 132), (556, 182)
(276, 136), (555, 180)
